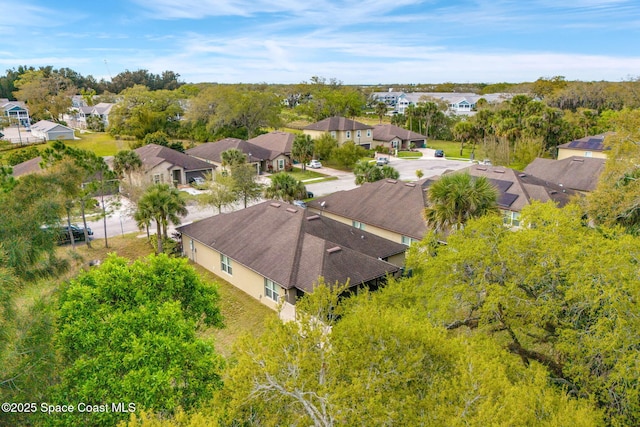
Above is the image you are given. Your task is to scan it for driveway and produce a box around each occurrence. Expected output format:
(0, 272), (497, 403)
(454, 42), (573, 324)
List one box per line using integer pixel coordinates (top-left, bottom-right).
(304, 151), (470, 197)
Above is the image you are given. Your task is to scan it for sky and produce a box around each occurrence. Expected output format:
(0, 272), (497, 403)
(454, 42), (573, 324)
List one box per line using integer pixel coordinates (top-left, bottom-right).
(1, 0), (640, 85)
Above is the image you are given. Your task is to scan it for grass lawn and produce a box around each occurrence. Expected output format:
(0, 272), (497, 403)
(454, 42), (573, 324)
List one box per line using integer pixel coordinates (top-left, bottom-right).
(428, 139), (482, 160)
(194, 265), (276, 358)
(267, 167), (338, 184)
(397, 150), (423, 158)
(65, 132), (131, 156)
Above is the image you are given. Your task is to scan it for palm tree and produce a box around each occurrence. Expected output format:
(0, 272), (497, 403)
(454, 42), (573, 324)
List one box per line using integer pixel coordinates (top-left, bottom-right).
(423, 173), (499, 233)
(353, 160), (382, 185)
(113, 150), (142, 187)
(221, 148), (246, 172)
(374, 102), (388, 124)
(136, 184), (188, 253)
(264, 172), (307, 203)
(292, 134), (314, 172)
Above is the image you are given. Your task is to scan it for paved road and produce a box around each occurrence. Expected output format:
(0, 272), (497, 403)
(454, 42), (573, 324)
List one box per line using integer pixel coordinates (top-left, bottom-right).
(305, 149), (470, 197)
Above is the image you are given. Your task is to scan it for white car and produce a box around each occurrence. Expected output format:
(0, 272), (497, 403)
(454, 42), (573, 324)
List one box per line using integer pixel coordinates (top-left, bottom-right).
(308, 160), (322, 169)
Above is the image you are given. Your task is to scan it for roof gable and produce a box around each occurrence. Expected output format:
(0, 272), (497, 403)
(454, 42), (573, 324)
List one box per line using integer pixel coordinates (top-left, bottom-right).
(177, 201), (402, 291)
(135, 144), (215, 171)
(372, 124), (426, 142)
(186, 138), (271, 163)
(308, 179), (431, 239)
(524, 156), (605, 192)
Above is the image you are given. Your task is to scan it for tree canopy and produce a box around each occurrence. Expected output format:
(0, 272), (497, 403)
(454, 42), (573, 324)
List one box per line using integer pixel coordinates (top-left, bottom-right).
(52, 254), (224, 427)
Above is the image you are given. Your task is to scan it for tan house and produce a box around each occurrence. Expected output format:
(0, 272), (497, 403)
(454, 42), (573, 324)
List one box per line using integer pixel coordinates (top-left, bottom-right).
(186, 137), (291, 174)
(308, 165), (576, 241)
(461, 164), (576, 227)
(308, 178), (432, 246)
(557, 133), (612, 160)
(303, 116), (374, 148)
(133, 143), (215, 187)
(372, 124), (427, 150)
(248, 131), (295, 173)
(177, 200), (405, 313)
(524, 156), (605, 193)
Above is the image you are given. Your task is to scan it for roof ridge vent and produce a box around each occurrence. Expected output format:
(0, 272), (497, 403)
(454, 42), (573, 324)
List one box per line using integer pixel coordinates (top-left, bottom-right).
(286, 207), (297, 213)
(306, 215), (320, 221)
(327, 246), (342, 254)
(494, 169), (505, 173)
(571, 158), (584, 162)
(476, 167), (487, 171)
(270, 202), (281, 208)
(386, 179), (398, 184)
(518, 173), (526, 177)
(405, 183), (416, 187)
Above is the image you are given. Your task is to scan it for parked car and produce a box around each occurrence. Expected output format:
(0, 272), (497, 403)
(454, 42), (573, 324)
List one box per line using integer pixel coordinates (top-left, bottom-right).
(189, 176), (206, 186)
(308, 160), (322, 169)
(54, 224), (93, 245)
(376, 157), (389, 166)
(306, 191), (314, 199)
(434, 149), (445, 158)
(293, 200), (307, 209)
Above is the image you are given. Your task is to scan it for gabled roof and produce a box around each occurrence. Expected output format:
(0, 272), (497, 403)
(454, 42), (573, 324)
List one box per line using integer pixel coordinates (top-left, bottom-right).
(31, 120), (72, 132)
(558, 133), (613, 151)
(524, 156), (605, 192)
(186, 138), (271, 163)
(92, 103), (115, 115)
(248, 131), (295, 157)
(135, 143), (215, 171)
(459, 165), (576, 210)
(177, 201), (403, 292)
(303, 116), (372, 132)
(0, 100), (28, 112)
(372, 124), (426, 142)
(308, 178), (432, 240)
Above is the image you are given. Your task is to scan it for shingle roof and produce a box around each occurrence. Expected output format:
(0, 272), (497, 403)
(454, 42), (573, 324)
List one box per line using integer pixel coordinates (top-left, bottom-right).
(460, 165), (576, 210)
(558, 133), (613, 151)
(524, 156), (605, 192)
(303, 116), (373, 132)
(177, 201), (403, 292)
(372, 124), (426, 142)
(135, 144), (215, 171)
(186, 138), (271, 163)
(308, 179), (432, 240)
(11, 156), (43, 177)
(248, 131), (294, 157)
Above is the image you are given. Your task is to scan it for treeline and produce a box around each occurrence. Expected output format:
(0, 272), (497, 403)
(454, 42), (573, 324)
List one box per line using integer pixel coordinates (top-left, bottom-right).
(0, 66), (183, 100)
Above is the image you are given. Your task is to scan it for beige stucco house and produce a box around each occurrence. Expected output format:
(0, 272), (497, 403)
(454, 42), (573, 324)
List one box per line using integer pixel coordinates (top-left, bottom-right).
(557, 133), (612, 160)
(132, 143), (215, 187)
(372, 124), (427, 150)
(303, 116), (374, 148)
(308, 165), (576, 240)
(177, 201), (405, 313)
(187, 135), (293, 174)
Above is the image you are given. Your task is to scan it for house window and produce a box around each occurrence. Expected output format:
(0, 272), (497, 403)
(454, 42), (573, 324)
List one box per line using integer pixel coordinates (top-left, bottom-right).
(401, 235), (417, 246)
(278, 159), (285, 170)
(356, 130), (361, 138)
(346, 131), (351, 139)
(330, 131), (336, 138)
(221, 254), (233, 275)
(265, 278), (279, 302)
(153, 174), (162, 184)
(502, 211), (521, 227)
(367, 130), (371, 137)
(352, 220), (365, 230)
(584, 151), (593, 157)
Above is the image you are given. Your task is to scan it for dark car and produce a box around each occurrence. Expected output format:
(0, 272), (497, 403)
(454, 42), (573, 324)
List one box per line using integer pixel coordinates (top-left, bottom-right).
(434, 149), (445, 158)
(306, 191), (314, 199)
(56, 224), (93, 245)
